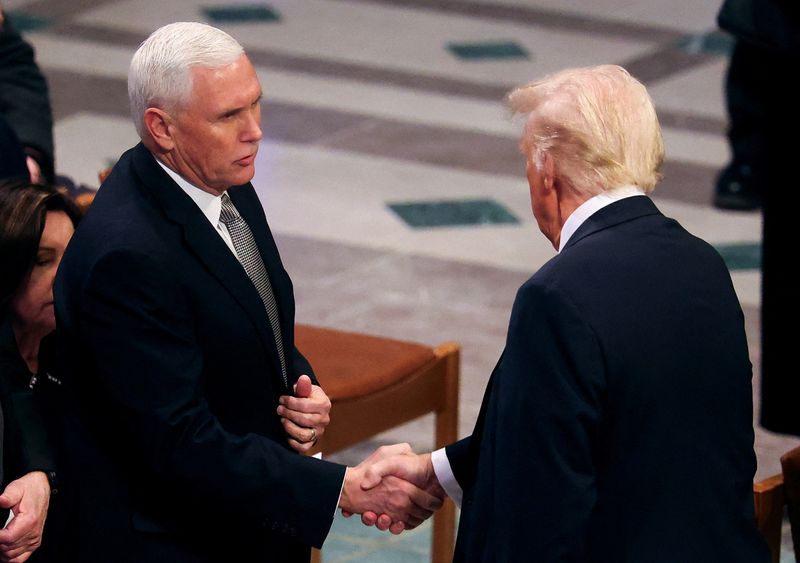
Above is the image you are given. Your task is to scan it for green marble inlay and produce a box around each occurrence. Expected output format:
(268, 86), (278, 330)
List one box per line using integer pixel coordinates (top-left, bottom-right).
(202, 5), (280, 23)
(675, 30), (734, 56)
(389, 199), (519, 228)
(714, 243), (761, 271)
(5, 11), (51, 32)
(321, 511), (431, 562)
(447, 41), (529, 60)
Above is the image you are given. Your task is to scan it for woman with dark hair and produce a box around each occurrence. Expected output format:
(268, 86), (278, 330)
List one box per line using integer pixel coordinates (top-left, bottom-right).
(0, 180), (80, 562)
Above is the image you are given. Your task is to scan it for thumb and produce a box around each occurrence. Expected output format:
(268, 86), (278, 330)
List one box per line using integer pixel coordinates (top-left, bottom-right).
(361, 457), (408, 490)
(294, 374), (313, 398)
(0, 485), (21, 510)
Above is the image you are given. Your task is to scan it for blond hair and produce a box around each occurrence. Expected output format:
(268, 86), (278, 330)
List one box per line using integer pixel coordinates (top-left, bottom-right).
(507, 65), (664, 196)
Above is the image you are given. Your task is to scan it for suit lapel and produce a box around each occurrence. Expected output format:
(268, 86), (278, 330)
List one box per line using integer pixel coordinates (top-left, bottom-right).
(130, 145), (287, 387)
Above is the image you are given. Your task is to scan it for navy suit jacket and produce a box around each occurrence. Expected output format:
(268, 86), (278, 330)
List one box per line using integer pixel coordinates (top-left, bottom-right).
(54, 143), (345, 562)
(447, 196), (769, 562)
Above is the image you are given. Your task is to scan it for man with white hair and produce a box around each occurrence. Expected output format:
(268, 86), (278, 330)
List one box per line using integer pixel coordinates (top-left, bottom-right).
(54, 22), (440, 562)
(362, 65), (769, 562)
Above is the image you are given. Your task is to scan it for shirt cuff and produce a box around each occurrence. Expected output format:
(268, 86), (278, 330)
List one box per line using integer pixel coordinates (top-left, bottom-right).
(431, 447), (462, 507)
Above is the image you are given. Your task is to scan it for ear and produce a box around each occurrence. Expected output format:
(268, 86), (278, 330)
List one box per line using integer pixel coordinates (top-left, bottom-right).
(143, 108), (175, 152)
(540, 151), (557, 194)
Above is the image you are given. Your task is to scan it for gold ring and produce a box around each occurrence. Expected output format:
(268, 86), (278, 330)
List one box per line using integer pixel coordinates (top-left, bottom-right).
(309, 428), (317, 444)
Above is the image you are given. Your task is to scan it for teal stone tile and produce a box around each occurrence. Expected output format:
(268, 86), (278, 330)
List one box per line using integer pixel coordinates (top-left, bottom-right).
(202, 5), (280, 23)
(5, 11), (51, 32)
(388, 199), (519, 228)
(321, 512), (433, 562)
(447, 41), (529, 60)
(714, 243), (761, 271)
(675, 30), (734, 56)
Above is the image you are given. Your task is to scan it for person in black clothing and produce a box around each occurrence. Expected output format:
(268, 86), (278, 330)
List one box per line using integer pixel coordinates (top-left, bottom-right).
(0, 5), (55, 185)
(716, 0), (800, 436)
(0, 180), (80, 561)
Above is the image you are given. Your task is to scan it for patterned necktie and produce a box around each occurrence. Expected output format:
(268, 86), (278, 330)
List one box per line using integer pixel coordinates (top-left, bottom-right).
(219, 193), (288, 386)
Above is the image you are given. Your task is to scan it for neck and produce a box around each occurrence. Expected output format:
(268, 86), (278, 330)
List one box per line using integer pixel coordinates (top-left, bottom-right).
(12, 319), (48, 374)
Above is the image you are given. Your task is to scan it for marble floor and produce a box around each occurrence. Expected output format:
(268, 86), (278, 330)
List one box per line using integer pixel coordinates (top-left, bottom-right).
(4, 0), (798, 560)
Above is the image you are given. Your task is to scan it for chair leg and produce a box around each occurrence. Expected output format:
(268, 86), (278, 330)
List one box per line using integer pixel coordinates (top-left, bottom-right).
(754, 474), (785, 563)
(432, 343), (460, 562)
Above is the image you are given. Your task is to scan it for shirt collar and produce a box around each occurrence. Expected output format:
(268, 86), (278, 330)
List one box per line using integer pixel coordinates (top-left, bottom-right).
(558, 185), (645, 252)
(155, 158), (224, 228)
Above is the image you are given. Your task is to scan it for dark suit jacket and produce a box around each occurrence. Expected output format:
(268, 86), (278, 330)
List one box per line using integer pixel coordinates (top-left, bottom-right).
(54, 143), (345, 563)
(447, 196), (769, 562)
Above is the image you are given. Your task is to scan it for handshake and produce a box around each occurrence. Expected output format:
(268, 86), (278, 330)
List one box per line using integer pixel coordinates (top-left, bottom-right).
(338, 444), (445, 534)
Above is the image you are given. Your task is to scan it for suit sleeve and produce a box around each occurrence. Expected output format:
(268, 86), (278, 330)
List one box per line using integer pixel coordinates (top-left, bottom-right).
(78, 248), (344, 547)
(0, 16), (54, 180)
(469, 281), (606, 561)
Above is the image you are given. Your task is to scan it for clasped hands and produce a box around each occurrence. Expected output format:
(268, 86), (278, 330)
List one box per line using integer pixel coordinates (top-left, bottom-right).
(339, 444), (445, 534)
(277, 375), (330, 453)
(277, 379), (443, 534)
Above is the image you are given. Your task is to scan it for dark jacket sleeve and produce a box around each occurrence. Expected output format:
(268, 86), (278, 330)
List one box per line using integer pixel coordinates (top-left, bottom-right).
(0, 14), (54, 181)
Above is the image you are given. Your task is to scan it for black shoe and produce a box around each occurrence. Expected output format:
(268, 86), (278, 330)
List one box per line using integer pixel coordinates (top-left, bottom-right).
(713, 164), (762, 211)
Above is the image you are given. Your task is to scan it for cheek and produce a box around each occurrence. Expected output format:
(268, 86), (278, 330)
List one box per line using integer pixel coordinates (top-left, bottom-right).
(12, 269), (54, 321)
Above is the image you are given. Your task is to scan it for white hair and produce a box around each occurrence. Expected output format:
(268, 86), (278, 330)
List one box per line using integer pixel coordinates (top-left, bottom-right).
(128, 22), (245, 138)
(507, 65), (664, 195)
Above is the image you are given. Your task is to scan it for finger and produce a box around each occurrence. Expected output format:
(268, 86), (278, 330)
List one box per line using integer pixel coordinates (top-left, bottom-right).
(369, 443), (412, 461)
(279, 393), (329, 414)
(0, 489), (21, 510)
(277, 406), (327, 429)
(360, 511), (378, 526)
(0, 541), (36, 561)
(341, 510), (353, 518)
(287, 438), (313, 454)
(0, 517), (31, 546)
(373, 516), (390, 531)
(389, 521), (405, 535)
(376, 514), (393, 530)
(281, 418), (319, 444)
(409, 486), (444, 513)
(294, 375), (313, 398)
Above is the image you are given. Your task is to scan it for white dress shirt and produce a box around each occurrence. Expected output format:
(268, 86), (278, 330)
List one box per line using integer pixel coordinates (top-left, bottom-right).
(155, 159), (239, 259)
(431, 185), (646, 506)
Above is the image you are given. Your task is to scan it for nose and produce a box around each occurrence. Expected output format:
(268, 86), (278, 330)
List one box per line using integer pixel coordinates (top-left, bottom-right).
(243, 106), (263, 143)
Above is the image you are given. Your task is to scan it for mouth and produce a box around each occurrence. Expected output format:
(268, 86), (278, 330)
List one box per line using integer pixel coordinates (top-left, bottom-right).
(236, 152), (257, 166)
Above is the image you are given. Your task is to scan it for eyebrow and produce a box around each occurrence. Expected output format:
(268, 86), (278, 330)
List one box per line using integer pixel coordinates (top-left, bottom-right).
(217, 92), (263, 119)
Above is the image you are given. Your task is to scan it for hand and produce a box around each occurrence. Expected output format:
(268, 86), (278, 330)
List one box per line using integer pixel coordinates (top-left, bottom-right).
(277, 374), (331, 453)
(0, 471), (51, 563)
(359, 449), (445, 531)
(25, 157), (43, 185)
(339, 445), (443, 534)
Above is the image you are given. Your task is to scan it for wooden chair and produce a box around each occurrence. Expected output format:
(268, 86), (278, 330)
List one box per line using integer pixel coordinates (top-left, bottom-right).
(754, 473), (785, 563)
(751, 445), (800, 563)
(295, 324), (460, 563)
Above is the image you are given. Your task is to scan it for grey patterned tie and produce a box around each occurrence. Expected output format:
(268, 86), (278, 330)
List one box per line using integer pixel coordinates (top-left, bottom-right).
(219, 193), (288, 386)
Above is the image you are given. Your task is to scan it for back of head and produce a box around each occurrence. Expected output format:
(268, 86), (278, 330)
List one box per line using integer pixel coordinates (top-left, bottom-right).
(128, 21), (245, 138)
(0, 180), (81, 317)
(507, 64), (664, 196)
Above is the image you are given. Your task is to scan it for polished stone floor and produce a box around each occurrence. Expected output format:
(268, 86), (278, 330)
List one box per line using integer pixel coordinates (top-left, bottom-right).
(4, 0), (798, 559)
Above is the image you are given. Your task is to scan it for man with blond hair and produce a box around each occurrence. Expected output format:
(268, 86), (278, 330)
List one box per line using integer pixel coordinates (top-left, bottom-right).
(363, 65), (769, 562)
